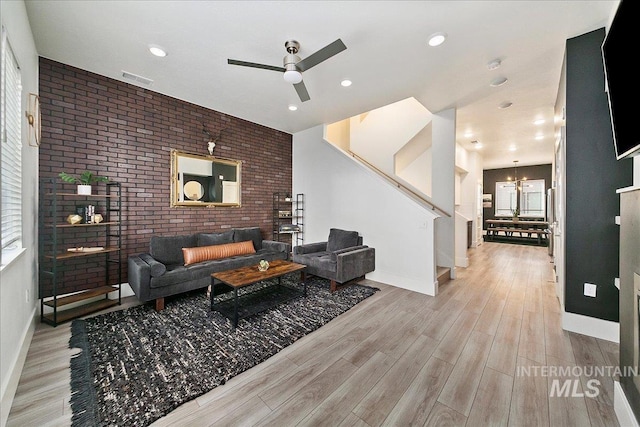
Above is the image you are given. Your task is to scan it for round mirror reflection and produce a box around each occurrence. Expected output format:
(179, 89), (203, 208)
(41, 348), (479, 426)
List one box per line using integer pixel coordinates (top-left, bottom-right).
(183, 180), (204, 201)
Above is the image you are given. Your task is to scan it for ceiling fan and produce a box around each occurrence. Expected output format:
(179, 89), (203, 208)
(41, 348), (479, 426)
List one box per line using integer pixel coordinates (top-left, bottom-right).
(228, 39), (347, 102)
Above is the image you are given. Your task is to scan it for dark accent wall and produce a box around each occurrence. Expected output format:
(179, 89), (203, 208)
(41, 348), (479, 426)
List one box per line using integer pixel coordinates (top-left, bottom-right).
(482, 164), (552, 229)
(565, 28), (633, 322)
(38, 58), (292, 296)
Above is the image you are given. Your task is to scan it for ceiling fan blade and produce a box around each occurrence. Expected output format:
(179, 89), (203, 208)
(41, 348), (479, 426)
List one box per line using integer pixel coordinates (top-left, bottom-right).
(297, 39), (347, 72)
(294, 81), (310, 102)
(227, 59), (285, 73)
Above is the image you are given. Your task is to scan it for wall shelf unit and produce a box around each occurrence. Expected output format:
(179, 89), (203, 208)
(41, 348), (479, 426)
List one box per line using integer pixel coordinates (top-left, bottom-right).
(39, 178), (122, 326)
(272, 192), (304, 245)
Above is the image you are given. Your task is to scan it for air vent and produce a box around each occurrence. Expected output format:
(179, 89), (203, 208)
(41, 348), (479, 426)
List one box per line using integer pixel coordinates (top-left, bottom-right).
(121, 71), (153, 86)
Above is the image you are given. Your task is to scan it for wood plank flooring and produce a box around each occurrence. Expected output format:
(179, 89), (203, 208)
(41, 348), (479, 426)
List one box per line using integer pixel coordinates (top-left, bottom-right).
(7, 242), (621, 426)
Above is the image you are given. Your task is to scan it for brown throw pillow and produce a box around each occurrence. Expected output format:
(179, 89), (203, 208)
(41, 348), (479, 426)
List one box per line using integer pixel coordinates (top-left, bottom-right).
(182, 241), (255, 266)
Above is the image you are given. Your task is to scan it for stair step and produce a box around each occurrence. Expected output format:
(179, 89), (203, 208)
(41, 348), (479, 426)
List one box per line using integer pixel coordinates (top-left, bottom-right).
(437, 266), (451, 285)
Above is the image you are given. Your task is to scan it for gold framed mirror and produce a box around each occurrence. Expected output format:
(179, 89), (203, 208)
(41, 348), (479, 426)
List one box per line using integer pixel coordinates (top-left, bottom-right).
(170, 150), (241, 207)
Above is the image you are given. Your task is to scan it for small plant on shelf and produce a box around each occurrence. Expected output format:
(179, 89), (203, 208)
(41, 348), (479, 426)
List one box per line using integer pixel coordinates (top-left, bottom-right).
(511, 207), (520, 220)
(59, 171), (109, 195)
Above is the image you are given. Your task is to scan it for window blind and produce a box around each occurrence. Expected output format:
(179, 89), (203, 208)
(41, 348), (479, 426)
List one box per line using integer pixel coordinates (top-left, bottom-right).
(1, 29), (23, 252)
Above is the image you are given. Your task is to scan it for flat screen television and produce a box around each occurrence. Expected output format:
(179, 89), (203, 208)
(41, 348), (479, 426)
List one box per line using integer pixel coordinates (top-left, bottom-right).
(602, 0), (639, 160)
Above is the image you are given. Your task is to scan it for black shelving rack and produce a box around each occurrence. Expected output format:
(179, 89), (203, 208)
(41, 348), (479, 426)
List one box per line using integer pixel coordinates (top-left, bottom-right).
(39, 178), (122, 326)
(294, 193), (304, 246)
(272, 192), (304, 244)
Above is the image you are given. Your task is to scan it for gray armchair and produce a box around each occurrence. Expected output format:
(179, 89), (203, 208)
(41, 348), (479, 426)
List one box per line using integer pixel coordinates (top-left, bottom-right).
(292, 228), (375, 292)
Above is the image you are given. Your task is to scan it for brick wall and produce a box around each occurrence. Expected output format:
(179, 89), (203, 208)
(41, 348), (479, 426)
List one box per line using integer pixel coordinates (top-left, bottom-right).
(39, 58), (292, 296)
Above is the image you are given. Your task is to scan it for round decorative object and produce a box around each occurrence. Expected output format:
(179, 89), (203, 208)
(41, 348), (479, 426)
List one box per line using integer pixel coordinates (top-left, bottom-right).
(66, 214), (82, 225)
(183, 180), (204, 201)
(258, 260), (269, 272)
(93, 213), (104, 223)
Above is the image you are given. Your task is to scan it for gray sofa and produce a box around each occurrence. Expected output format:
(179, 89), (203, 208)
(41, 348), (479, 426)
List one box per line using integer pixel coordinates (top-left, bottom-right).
(292, 228), (375, 292)
(128, 227), (290, 310)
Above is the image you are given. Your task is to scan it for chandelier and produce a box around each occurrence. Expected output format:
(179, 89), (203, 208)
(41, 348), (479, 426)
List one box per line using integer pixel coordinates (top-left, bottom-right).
(507, 160), (527, 191)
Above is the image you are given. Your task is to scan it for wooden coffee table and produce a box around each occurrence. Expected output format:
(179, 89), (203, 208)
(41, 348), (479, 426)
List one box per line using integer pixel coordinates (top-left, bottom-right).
(210, 259), (306, 328)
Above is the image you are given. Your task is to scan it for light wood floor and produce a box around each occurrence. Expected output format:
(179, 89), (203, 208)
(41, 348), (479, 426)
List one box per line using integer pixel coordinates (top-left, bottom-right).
(7, 242), (620, 426)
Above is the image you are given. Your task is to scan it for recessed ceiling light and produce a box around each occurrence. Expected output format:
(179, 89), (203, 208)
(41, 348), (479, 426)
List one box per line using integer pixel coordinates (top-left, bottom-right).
(288, 105), (298, 111)
(534, 119), (545, 125)
(499, 101), (513, 109)
(487, 58), (502, 70)
(476, 143), (483, 149)
(535, 134), (544, 140)
(509, 145), (517, 152)
(341, 79), (352, 87)
(464, 131), (473, 138)
(428, 32), (447, 47)
(490, 77), (508, 87)
(148, 45), (167, 57)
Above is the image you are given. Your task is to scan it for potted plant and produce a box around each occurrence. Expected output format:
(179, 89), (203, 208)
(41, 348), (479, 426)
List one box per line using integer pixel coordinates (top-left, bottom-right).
(59, 170), (109, 195)
(258, 259), (270, 272)
(512, 207), (520, 221)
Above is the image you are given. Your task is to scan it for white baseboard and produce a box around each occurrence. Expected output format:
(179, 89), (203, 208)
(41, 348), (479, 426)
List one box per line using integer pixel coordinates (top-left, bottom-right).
(368, 270), (437, 296)
(615, 380), (639, 427)
(0, 306), (36, 427)
(562, 311), (619, 343)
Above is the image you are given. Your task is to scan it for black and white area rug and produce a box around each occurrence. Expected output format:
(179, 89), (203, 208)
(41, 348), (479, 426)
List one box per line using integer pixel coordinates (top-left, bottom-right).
(69, 276), (378, 427)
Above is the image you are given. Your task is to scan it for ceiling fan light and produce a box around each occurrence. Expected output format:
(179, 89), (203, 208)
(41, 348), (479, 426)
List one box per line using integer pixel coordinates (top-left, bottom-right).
(283, 70), (303, 84)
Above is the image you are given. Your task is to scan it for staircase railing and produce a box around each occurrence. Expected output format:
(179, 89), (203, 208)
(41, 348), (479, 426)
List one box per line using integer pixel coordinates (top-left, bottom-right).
(348, 151), (451, 218)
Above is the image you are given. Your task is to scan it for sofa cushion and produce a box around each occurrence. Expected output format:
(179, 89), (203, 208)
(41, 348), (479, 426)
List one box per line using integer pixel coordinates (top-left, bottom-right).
(150, 234), (197, 265)
(183, 241), (255, 266)
(327, 228), (360, 252)
(197, 230), (234, 247)
(139, 253), (166, 277)
(295, 251), (337, 273)
(234, 227), (262, 250)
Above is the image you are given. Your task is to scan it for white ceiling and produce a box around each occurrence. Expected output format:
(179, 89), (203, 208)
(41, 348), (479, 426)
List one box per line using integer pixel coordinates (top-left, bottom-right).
(24, 0), (617, 169)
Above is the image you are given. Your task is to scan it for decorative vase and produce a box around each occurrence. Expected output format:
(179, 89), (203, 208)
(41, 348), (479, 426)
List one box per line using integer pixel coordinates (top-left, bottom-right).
(258, 260), (269, 272)
(77, 184), (92, 195)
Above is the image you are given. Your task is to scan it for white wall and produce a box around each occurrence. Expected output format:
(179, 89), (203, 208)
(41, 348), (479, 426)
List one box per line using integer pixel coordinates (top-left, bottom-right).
(350, 97), (432, 176)
(456, 145), (482, 248)
(396, 148), (432, 196)
(454, 143), (482, 266)
(0, 1), (39, 425)
(431, 109), (456, 274)
(293, 125), (440, 294)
